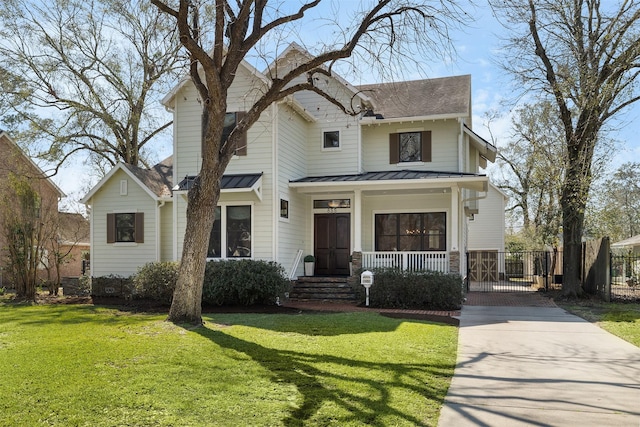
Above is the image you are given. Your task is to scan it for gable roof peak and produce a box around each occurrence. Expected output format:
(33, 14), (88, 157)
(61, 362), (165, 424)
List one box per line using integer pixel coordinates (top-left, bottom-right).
(357, 74), (471, 120)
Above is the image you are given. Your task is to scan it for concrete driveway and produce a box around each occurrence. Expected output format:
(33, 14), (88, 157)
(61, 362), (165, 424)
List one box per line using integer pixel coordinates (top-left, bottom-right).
(438, 296), (640, 426)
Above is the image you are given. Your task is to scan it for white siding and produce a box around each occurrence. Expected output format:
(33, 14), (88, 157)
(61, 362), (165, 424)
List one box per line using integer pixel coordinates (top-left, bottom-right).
(160, 202), (173, 262)
(361, 120), (460, 172)
(467, 184), (506, 252)
(276, 103), (309, 277)
(89, 169), (158, 277)
(172, 66), (271, 181)
(287, 71), (362, 176)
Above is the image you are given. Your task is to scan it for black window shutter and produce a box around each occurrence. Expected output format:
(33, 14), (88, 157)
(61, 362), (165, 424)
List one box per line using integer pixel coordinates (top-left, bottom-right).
(107, 213), (115, 243)
(389, 133), (399, 164)
(134, 213), (144, 243)
(421, 131), (432, 162)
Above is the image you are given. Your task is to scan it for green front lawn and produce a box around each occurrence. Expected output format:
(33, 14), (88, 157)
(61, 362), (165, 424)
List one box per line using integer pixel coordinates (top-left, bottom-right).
(0, 302), (457, 426)
(558, 300), (640, 347)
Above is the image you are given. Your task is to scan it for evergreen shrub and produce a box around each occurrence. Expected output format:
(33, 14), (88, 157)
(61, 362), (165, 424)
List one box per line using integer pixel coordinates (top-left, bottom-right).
(131, 261), (179, 303)
(353, 268), (463, 310)
(202, 259), (290, 306)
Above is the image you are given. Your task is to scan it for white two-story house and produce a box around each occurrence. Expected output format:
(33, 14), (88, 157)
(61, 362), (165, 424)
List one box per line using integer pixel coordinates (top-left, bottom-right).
(82, 43), (501, 281)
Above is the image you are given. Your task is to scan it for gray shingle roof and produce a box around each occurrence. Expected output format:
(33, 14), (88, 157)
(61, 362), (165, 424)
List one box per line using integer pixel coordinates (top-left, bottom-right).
(290, 169), (482, 184)
(357, 75), (470, 119)
(122, 156), (173, 198)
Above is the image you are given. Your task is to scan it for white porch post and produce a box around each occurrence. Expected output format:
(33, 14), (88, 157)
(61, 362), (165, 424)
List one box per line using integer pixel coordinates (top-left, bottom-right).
(353, 189), (362, 252)
(450, 185), (459, 252)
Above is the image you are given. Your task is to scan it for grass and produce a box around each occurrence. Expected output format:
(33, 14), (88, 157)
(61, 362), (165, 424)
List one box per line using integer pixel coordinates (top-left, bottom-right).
(0, 301), (457, 426)
(557, 299), (640, 347)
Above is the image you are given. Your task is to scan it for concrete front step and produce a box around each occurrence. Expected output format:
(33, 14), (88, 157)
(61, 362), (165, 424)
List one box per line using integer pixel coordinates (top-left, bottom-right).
(290, 277), (356, 302)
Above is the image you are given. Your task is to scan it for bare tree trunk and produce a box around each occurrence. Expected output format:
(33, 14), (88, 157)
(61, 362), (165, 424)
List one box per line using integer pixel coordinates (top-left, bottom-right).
(167, 173), (222, 325)
(561, 165), (587, 297)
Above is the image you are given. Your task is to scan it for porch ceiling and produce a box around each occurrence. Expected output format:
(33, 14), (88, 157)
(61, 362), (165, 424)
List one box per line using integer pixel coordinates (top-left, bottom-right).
(289, 170), (489, 193)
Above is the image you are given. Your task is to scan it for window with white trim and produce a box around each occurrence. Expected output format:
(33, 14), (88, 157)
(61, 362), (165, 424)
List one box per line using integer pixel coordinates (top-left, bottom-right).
(322, 130), (340, 150)
(207, 205), (252, 258)
(107, 213), (144, 243)
(375, 212), (446, 251)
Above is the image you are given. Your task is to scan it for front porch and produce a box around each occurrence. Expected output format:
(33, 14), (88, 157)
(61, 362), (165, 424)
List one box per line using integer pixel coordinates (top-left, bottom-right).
(361, 251), (449, 272)
(352, 250), (460, 277)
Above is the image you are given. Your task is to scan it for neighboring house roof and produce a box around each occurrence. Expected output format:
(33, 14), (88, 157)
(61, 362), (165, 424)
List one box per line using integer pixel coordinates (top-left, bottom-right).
(0, 131), (66, 198)
(357, 75), (471, 120)
(122, 156), (174, 198)
(612, 235), (640, 249)
(58, 212), (90, 246)
(80, 156), (173, 203)
(290, 169), (489, 192)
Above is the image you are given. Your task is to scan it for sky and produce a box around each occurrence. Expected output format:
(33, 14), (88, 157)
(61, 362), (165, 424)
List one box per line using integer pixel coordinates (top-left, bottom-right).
(49, 0), (640, 211)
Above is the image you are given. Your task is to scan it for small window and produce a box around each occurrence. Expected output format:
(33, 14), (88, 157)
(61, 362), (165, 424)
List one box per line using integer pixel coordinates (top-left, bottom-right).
(280, 199), (289, 219)
(323, 130), (340, 149)
(314, 199), (350, 209)
(107, 212), (144, 243)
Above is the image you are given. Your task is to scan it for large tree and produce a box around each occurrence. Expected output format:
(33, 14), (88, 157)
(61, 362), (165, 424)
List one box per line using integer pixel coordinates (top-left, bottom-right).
(493, 101), (566, 248)
(586, 162), (640, 242)
(151, 0), (465, 324)
(492, 0), (640, 297)
(0, 0), (184, 171)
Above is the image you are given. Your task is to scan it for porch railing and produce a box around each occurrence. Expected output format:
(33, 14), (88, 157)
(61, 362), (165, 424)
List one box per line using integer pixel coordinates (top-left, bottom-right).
(361, 251), (449, 273)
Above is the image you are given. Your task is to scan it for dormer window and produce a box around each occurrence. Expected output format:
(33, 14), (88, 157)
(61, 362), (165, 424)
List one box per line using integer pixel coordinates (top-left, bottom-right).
(389, 130), (432, 164)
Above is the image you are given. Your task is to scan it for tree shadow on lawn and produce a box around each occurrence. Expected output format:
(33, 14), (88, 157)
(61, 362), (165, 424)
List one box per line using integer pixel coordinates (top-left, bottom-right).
(192, 317), (455, 426)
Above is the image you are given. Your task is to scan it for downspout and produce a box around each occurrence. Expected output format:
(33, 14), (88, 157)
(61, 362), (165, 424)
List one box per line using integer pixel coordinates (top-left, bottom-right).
(156, 199), (166, 262)
(458, 118), (464, 172)
(87, 202), (94, 277)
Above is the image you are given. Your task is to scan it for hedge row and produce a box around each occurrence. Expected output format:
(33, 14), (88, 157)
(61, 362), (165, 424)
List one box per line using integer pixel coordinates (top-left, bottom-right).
(353, 268), (464, 310)
(91, 259), (290, 306)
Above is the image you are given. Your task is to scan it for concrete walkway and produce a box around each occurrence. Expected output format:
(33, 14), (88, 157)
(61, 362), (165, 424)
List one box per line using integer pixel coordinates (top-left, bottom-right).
(438, 304), (640, 426)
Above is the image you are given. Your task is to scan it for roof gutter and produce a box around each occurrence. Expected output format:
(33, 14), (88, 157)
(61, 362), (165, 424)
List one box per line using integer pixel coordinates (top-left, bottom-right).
(360, 112), (466, 126)
(290, 175), (489, 193)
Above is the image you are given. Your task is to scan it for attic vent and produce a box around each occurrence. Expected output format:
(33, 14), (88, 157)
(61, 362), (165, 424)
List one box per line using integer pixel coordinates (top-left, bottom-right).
(120, 180), (128, 196)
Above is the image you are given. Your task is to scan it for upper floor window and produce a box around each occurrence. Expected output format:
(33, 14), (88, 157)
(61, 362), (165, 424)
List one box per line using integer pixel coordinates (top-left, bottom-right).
(106, 212), (144, 243)
(202, 111), (247, 157)
(389, 130), (431, 164)
(323, 130), (340, 150)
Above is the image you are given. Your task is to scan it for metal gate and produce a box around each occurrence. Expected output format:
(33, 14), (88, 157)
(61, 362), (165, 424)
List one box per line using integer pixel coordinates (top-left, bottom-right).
(467, 251), (563, 292)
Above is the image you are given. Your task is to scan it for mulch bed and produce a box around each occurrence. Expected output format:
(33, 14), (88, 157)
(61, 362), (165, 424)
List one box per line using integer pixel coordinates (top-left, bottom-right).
(26, 294), (457, 324)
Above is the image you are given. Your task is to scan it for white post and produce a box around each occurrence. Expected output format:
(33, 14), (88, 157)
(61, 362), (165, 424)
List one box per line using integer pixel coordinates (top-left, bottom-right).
(353, 189), (362, 252)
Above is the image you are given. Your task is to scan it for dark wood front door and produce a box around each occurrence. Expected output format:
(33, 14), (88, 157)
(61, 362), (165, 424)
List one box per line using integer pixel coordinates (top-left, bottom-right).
(314, 213), (351, 276)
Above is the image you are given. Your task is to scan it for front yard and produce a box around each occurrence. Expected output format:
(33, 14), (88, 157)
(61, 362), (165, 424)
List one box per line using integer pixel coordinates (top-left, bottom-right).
(0, 299), (457, 426)
(557, 299), (640, 347)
